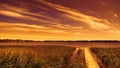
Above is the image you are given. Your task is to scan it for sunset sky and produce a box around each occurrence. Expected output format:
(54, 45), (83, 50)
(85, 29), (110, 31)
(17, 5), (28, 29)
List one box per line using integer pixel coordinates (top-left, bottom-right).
(0, 0), (120, 40)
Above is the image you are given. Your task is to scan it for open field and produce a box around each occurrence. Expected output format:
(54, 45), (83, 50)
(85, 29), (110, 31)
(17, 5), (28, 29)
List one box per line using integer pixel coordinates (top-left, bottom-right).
(0, 42), (120, 68)
(0, 46), (86, 68)
(0, 41), (120, 48)
(91, 48), (120, 68)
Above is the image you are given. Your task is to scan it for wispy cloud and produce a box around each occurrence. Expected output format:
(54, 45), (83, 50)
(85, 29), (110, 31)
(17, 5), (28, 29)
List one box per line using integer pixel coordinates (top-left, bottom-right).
(0, 22), (61, 33)
(38, 0), (112, 29)
(0, 22), (84, 40)
(65, 14), (110, 29)
(0, 10), (24, 17)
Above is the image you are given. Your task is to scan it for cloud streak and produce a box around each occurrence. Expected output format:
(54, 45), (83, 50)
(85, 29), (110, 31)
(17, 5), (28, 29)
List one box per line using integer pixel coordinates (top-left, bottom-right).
(38, 0), (112, 29)
(0, 10), (24, 17)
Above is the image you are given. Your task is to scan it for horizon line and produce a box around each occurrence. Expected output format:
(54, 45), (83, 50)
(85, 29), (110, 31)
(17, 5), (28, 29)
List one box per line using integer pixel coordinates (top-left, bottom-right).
(0, 38), (120, 41)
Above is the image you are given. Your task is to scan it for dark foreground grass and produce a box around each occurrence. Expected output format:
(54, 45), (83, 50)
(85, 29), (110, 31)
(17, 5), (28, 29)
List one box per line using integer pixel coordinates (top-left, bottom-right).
(91, 48), (120, 68)
(0, 46), (86, 68)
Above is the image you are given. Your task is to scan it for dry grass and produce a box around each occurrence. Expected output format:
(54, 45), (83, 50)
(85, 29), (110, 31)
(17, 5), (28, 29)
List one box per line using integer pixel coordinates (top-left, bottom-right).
(0, 46), (86, 68)
(91, 48), (120, 68)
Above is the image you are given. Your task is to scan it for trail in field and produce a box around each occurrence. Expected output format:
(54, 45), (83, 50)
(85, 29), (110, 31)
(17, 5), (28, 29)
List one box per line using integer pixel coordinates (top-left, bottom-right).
(71, 48), (80, 59)
(84, 48), (100, 68)
(63, 48), (80, 68)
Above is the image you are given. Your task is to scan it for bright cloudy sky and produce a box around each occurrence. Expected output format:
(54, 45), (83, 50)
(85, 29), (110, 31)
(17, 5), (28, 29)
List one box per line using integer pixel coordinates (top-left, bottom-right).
(0, 0), (120, 40)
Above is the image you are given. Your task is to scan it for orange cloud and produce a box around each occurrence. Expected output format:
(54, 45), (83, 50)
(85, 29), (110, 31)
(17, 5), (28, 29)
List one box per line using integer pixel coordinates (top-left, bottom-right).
(38, 0), (112, 29)
(0, 10), (24, 17)
(65, 14), (110, 29)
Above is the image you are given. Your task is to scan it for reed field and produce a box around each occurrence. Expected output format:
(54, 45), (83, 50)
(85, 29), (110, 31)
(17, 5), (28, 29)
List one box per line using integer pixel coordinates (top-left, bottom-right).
(91, 48), (120, 68)
(0, 46), (86, 68)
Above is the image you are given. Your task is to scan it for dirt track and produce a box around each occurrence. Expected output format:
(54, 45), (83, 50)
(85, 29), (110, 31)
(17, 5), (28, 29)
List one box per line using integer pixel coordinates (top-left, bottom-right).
(84, 48), (100, 68)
